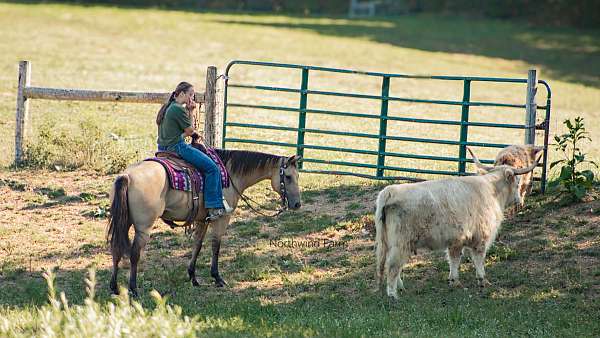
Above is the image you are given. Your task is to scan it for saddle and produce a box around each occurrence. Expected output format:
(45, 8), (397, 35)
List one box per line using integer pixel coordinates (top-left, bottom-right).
(152, 151), (203, 228)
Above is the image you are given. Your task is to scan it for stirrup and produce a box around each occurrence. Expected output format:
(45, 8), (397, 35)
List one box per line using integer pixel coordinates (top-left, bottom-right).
(206, 208), (225, 221)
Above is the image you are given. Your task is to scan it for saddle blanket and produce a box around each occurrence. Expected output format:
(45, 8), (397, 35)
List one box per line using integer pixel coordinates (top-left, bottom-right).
(145, 146), (230, 193)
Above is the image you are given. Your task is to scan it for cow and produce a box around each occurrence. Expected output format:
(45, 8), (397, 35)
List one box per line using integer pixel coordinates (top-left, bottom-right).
(374, 147), (541, 298)
(494, 144), (544, 210)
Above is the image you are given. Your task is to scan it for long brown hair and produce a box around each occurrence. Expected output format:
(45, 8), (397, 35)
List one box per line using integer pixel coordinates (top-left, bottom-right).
(156, 81), (193, 125)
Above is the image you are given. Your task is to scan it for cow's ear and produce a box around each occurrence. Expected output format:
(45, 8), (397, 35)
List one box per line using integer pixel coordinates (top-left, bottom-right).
(504, 169), (515, 182)
(532, 146), (544, 156)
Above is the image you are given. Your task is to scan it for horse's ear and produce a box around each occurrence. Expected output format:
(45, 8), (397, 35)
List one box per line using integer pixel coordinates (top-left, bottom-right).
(287, 155), (302, 167)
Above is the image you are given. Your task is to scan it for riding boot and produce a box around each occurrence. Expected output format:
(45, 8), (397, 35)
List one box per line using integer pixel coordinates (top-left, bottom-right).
(223, 198), (234, 214)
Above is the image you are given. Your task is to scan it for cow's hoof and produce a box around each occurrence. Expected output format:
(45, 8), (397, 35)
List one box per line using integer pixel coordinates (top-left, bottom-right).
(448, 279), (463, 288)
(478, 278), (492, 287)
(387, 292), (399, 300)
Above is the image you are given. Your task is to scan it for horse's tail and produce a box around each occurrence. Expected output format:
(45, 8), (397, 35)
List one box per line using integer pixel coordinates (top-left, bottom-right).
(107, 174), (131, 257)
(375, 187), (391, 290)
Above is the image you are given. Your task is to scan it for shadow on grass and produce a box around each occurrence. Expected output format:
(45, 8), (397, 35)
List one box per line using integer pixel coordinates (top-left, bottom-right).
(0, 181), (379, 308)
(213, 16), (600, 87)
(2, 181), (599, 335)
(20, 195), (86, 210)
(6, 1), (600, 87)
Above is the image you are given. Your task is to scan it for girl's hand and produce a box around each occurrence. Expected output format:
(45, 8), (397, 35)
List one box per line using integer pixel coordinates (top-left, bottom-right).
(186, 96), (197, 112)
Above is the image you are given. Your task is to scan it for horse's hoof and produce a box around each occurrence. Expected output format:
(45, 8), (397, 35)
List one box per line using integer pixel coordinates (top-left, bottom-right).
(214, 278), (228, 287)
(191, 278), (200, 287)
(129, 289), (139, 298)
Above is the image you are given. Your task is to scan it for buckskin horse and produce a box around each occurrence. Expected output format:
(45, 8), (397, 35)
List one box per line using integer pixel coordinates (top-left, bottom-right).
(107, 143), (302, 296)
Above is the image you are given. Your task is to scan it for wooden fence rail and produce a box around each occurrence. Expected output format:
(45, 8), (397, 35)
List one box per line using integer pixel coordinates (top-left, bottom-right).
(14, 61), (220, 164)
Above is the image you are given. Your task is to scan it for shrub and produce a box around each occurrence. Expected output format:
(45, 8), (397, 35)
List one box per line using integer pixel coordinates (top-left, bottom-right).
(549, 117), (597, 202)
(21, 118), (142, 174)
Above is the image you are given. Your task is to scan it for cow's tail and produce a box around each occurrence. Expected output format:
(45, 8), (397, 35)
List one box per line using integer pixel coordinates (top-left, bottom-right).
(107, 174), (131, 258)
(375, 187), (391, 290)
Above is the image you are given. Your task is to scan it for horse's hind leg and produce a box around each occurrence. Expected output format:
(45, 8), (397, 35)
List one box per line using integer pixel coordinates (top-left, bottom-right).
(129, 230), (150, 297)
(210, 217), (230, 287)
(110, 248), (122, 295)
(188, 221), (209, 287)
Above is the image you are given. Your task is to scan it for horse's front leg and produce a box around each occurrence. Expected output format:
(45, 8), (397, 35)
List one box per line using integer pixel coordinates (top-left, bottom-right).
(188, 221), (209, 287)
(210, 217), (230, 287)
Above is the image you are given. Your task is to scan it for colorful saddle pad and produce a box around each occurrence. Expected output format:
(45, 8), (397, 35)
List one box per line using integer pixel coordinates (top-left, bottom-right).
(145, 145), (230, 193)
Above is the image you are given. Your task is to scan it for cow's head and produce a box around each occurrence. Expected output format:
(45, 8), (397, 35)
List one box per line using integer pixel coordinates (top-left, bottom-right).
(467, 147), (541, 207)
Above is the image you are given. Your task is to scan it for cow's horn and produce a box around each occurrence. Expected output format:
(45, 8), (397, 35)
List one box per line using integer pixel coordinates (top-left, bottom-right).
(466, 147), (494, 172)
(513, 154), (543, 175)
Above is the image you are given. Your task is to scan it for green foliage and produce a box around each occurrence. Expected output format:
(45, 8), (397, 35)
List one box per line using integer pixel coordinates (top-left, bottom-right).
(549, 117), (597, 202)
(21, 118), (140, 174)
(0, 268), (202, 337)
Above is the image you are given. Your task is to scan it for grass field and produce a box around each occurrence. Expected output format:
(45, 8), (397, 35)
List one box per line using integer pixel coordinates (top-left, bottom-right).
(1, 3), (600, 337)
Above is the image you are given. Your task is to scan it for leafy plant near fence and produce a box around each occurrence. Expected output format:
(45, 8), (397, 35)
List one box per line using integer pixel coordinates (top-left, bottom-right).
(21, 118), (142, 174)
(549, 117), (597, 202)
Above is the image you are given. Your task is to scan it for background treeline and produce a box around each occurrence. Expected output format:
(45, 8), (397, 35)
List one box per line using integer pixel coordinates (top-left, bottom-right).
(23, 0), (600, 28)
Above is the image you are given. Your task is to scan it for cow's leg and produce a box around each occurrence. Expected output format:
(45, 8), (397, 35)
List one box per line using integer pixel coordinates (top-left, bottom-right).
(519, 174), (532, 210)
(446, 245), (463, 288)
(188, 221), (209, 287)
(469, 247), (491, 287)
(129, 230), (150, 297)
(385, 244), (408, 299)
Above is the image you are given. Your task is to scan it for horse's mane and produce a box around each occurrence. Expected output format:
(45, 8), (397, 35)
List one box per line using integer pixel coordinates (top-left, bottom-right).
(214, 149), (282, 176)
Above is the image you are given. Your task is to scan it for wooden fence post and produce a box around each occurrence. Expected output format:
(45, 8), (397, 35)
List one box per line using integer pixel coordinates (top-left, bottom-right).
(525, 69), (537, 145)
(215, 71), (225, 148)
(203, 66), (219, 148)
(15, 60), (31, 165)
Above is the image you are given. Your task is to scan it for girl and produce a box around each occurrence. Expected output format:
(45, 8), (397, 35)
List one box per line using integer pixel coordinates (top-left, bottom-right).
(156, 82), (232, 221)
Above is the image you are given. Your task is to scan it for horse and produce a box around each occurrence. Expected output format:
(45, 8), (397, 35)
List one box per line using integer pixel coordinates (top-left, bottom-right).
(106, 148), (302, 296)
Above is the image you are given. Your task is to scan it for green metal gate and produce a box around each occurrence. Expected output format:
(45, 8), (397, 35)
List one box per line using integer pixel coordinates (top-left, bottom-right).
(222, 60), (552, 190)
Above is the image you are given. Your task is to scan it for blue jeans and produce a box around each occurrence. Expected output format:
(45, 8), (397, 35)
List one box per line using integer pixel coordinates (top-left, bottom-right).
(159, 141), (224, 209)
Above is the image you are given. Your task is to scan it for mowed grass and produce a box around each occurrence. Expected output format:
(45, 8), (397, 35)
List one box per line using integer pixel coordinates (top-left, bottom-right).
(1, 3), (600, 336)
(0, 3), (599, 172)
(2, 171), (600, 336)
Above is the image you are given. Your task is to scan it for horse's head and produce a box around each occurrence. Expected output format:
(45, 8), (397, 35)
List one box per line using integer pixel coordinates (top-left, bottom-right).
(271, 155), (302, 210)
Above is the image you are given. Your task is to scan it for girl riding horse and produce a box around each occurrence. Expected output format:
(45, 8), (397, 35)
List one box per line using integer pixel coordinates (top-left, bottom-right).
(156, 81), (232, 221)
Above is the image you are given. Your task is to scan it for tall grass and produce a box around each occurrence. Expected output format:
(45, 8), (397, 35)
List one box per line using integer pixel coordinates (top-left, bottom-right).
(1, 268), (202, 337)
(21, 118), (144, 174)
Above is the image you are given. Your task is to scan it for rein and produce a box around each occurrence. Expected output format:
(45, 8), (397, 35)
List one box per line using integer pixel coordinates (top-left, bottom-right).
(227, 157), (288, 218)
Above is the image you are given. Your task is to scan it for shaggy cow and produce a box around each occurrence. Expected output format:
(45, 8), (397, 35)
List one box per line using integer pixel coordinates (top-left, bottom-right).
(375, 147), (540, 298)
(494, 144), (544, 208)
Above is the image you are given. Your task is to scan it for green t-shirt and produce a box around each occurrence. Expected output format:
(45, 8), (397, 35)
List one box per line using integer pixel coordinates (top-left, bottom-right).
(157, 102), (192, 148)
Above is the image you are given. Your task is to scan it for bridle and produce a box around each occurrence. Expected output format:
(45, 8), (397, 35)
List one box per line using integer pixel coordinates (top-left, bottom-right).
(278, 158), (289, 210)
(229, 157), (289, 218)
